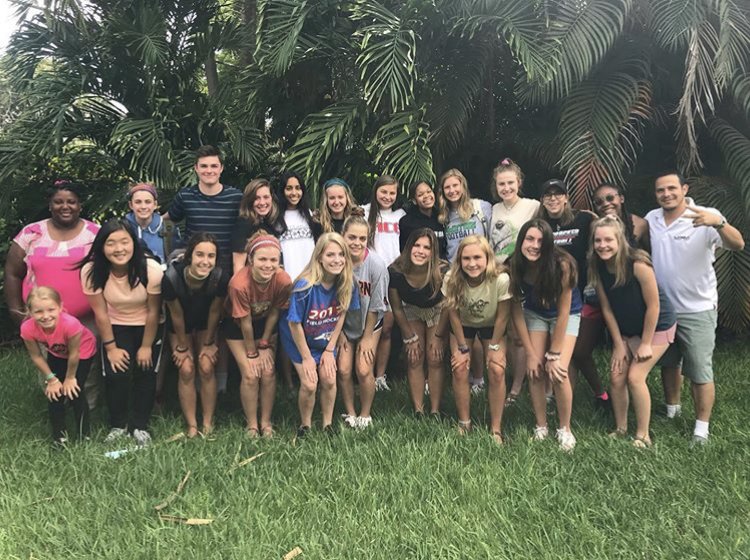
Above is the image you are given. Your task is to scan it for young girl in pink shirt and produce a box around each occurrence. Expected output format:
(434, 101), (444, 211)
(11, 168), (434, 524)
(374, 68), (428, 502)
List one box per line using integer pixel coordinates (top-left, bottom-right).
(20, 287), (97, 445)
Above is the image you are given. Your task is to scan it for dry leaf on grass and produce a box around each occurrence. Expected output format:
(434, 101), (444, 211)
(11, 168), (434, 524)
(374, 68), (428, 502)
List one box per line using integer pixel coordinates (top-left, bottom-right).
(283, 546), (303, 560)
(158, 514), (213, 526)
(166, 432), (186, 443)
(154, 471), (191, 511)
(228, 451), (266, 472)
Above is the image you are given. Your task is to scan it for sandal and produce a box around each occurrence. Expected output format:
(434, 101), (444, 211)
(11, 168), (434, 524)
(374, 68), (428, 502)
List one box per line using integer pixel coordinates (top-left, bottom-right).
(457, 420), (472, 436)
(246, 427), (260, 439)
(504, 393), (520, 406)
(632, 435), (652, 449)
(186, 425), (199, 439)
(491, 431), (503, 445)
(261, 425), (275, 439)
(608, 428), (627, 439)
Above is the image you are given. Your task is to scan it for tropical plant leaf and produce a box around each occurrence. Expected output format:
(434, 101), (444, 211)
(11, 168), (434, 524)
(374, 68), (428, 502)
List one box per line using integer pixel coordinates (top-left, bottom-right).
(254, 0), (312, 77)
(352, 0), (416, 113)
(284, 100), (367, 196)
(728, 72), (750, 120)
(109, 117), (180, 187)
(108, 1), (170, 68)
(370, 108), (434, 193)
(714, 0), (750, 90)
(224, 126), (267, 172)
(708, 118), (750, 216)
(688, 176), (750, 333)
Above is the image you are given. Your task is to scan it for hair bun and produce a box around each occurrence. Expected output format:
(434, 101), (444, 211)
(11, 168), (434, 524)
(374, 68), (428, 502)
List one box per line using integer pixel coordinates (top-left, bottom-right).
(500, 158), (511, 166)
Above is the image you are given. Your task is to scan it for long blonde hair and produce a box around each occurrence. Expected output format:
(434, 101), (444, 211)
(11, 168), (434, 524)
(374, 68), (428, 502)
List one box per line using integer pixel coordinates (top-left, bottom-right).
(588, 215), (651, 288)
(437, 168), (474, 224)
(296, 232), (354, 308)
(443, 235), (503, 310)
(318, 178), (358, 233)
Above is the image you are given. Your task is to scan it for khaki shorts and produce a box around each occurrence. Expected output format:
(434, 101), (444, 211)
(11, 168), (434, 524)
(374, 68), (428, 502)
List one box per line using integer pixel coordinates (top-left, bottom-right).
(402, 300), (443, 328)
(658, 309), (716, 384)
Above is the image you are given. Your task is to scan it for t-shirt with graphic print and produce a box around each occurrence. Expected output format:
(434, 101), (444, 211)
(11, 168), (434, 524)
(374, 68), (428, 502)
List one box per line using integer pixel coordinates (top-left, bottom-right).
(441, 271), (512, 328)
(444, 199), (492, 262)
(490, 198), (540, 262)
(21, 311), (97, 360)
(279, 209), (317, 281)
(344, 250), (388, 340)
(544, 210), (594, 293)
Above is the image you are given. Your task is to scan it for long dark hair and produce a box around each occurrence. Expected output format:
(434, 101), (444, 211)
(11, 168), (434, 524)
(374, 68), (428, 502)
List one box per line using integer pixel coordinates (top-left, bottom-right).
(593, 182), (636, 246)
(277, 170), (316, 234)
(76, 219), (147, 291)
(390, 228), (443, 298)
(510, 219), (577, 308)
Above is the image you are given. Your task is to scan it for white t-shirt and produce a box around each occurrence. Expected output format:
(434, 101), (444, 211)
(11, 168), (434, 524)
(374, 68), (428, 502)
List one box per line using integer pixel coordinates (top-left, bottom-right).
(490, 198), (540, 262)
(280, 209), (316, 281)
(362, 204), (406, 266)
(645, 199), (723, 313)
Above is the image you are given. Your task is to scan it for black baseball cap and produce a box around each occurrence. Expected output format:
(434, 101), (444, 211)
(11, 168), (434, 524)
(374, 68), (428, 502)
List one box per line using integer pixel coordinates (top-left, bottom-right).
(541, 179), (567, 196)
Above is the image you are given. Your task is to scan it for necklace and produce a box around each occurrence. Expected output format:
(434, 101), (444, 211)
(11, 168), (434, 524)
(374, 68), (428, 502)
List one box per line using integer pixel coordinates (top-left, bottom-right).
(502, 198), (520, 212)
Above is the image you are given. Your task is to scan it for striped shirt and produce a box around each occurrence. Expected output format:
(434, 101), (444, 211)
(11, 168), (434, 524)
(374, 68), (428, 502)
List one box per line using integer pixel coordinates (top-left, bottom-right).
(167, 184), (241, 265)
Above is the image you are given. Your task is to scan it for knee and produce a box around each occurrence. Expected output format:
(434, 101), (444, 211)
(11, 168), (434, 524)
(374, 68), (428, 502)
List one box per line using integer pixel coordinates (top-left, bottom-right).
(427, 356), (443, 370)
(178, 363), (196, 382)
(610, 371), (626, 387)
(240, 371), (259, 387)
(338, 367), (353, 382)
(488, 362), (506, 384)
(452, 366), (469, 382)
(319, 377), (336, 391)
(299, 377), (318, 393)
(260, 367), (275, 382)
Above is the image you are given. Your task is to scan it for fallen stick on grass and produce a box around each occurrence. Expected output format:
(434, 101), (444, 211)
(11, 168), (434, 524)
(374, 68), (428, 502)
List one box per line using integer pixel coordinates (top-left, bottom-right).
(158, 514), (213, 526)
(283, 546), (303, 560)
(228, 451), (266, 473)
(154, 470), (192, 511)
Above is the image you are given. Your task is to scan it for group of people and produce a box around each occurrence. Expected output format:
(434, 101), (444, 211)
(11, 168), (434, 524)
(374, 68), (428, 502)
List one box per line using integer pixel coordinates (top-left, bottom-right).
(6, 145), (744, 451)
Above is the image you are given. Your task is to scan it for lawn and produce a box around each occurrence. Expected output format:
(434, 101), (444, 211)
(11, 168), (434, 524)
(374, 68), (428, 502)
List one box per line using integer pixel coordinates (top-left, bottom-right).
(0, 342), (748, 560)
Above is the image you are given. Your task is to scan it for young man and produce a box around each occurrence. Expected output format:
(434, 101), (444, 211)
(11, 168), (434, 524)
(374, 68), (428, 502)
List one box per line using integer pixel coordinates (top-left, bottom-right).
(163, 145), (241, 271)
(645, 171), (744, 445)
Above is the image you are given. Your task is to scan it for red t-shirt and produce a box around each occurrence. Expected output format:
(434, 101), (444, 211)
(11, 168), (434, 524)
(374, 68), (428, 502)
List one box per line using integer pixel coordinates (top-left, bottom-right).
(227, 267), (292, 320)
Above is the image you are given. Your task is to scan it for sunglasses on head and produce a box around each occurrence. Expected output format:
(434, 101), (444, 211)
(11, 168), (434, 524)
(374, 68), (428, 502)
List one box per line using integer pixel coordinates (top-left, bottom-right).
(594, 193), (618, 206)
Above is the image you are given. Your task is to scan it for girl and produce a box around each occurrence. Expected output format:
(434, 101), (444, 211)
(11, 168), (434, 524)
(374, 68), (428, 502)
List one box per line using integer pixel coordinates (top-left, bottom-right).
(537, 179), (609, 406)
(510, 219), (580, 451)
(277, 171), (322, 281)
(362, 175), (405, 392)
(489, 159), (540, 406)
(224, 234), (292, 438)
(399, 181), (447, 260)
(21, 287), (97, 444)
(163, 233), (229, 437)
(389, 228), (446, 416)
(279, 233), (360, 437)
(440, 236), (511, 443)
(317, 178), (359, 234)
(125, 183), (179, 265)
(592, 183), (649, 249)
(437, 168), (492, 393)
(589, 216), (676, 447)
(231, 178), (284, 273)
(78, 219), (164, 447)
(338, 216), (388, 429)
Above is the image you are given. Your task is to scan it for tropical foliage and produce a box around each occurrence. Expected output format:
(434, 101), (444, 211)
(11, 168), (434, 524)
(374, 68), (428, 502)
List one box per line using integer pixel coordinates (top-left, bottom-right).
(1, 0), (749, 330)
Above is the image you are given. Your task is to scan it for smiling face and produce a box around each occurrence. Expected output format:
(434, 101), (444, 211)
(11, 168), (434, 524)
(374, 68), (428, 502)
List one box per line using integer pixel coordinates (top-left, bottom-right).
(442, 175), (464, 205)
(128, 190), (158, 223)
(542, 190), (567, 218)
(188, 241), (217, 279)
(375, 183), (397, 211)
(593, 186), (623, 217)
(343, 224), (368, 262)
(250, 245), (281, 282)
(521, 227), (543, 262)
(194, 155), (223, 188)
(655, 174), (688, 212)
(319, 242), (345, 277)
(410, 235), (432, 267)
(30, 297), (62, 332)
(326, 186), (348, 218)
(495, 170), (520, 204)
(460, 243), (488, 280)
(284, 177), (303, 208)
(593, 225), (620, 262)
(103, 229), (134, 268)
(413, 183), (435, 213)
(49, 189), (81, 227)
(253, 186), (273, 218)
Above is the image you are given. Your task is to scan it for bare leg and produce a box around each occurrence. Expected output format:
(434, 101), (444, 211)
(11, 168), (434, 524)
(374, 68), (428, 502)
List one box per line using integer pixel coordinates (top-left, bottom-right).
(628, 345), (669, 440)
(571, 316), (606, 396)
(450, 335), (471, 424)
(374, 312), (394, 381)
(194, 331), (216, 432)
(661, 366), (683, 406)
(357, 330), (381, 418)
(337, 337), (357, 417)
(692, 381), (715, 422)
(528, 331), (550, 428)
(227, 339), (259, 432)
(259, 363), (276, 431)
(426, 323), (445, 414)
(405, 321), (427, 413)
(294, 362), (317, 428)
(318, 369), (337, 428)
(172, 334), (198, 436)
(507, 337), (526, 398)
(470, 336), (484, 386)
(483, 339), (507, 435)
(551, 334), (577, 431)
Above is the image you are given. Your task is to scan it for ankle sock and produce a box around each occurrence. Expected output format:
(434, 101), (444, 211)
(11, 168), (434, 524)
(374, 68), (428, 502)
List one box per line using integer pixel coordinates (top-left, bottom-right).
(596, 391), (609, 401)
(666, 404), (681, 418)
(694, 420), (709, 439)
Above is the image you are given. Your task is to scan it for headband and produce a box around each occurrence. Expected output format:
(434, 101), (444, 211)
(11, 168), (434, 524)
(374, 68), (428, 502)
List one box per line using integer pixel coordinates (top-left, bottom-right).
(323, 178), (351, 191)
(248, 235), (281, 256)
(128, 183), (158, 200)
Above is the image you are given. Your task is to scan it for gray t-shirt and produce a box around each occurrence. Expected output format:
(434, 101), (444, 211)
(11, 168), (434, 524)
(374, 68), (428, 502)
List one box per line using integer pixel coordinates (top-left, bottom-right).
(445, 198), (492, 262)
(344, 250), (389, 340)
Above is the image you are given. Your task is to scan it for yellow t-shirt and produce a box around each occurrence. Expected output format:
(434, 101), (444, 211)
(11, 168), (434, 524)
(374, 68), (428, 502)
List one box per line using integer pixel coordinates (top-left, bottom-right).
(442, 271), (511, 328)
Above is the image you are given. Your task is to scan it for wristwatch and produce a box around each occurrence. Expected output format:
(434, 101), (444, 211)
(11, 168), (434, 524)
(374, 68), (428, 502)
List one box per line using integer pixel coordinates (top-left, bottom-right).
(714, 217), (726, 230)
(488, 343), (501, 351)
(457, 344), (470, 354)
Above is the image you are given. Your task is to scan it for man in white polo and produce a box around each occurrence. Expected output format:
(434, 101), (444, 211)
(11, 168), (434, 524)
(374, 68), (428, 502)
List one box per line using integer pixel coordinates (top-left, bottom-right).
(645, 171), (744, 445)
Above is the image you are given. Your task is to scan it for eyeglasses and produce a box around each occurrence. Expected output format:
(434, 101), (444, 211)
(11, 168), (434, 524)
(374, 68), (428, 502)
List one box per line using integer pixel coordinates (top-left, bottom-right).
(594, 194), (618, 206)
(542, 192), (565, 200)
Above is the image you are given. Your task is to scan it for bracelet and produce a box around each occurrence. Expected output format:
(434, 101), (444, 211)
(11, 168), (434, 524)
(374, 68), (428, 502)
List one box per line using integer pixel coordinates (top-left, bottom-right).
(44, 372), (56, 382)
(102, 339), (116, 347)
(324, 348), (334, 353)
(246, 351), (259, 359)
(544, 352), (561, 361)
(175, 345), (189, 353)
(403, 333), (419, 344)
(257, 339), (272, 350)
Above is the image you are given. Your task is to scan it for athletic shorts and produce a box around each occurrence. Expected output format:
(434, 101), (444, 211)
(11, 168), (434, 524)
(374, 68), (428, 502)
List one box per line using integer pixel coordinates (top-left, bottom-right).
(581, 303), (603, 320)
(659, 310), (716, 383)
(524, 310), (581, 337)
(221, 317), (268, 341)
(624, 323), (677, 356)
(461, 325), (494, 341)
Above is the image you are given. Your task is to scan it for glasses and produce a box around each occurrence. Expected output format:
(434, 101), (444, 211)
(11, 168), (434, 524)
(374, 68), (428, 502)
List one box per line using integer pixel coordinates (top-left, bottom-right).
(594, 194), (618, 206)
(542, 192), (565, 200)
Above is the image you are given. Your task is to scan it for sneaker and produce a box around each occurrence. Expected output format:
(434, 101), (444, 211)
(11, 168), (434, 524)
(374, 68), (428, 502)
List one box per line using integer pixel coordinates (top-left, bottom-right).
(105, 427), (129, 442)
(132, 429), (152, 448)
(51, 436), (68, 449)
(690, 434), (709, 448)
(356, 416), (372, 430)
(296, 425), (310, 439)
(375, 376), (390, 392)
(556, 428), (576, 451)
(470, 382), (485, 396)
(341, 414), (358, 429)
(424, 381), (430, 396)
(532, 426), (549, 441)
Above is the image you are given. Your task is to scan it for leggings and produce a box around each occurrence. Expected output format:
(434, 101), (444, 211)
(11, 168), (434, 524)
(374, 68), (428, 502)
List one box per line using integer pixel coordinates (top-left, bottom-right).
(47, 354), (92, 440)
(103, 325), (163, 432)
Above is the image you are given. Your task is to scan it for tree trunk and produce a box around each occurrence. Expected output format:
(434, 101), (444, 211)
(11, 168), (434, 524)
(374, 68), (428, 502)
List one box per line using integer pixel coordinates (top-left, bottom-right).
(206, 51), (219, 97)
(239, 0), (256, 68)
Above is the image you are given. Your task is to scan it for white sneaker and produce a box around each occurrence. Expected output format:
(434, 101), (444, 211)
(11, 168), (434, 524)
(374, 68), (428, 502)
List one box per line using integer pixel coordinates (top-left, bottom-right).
(375, 376), (390, 391)
(341, 414), (358, 429)
(132, 429), (152, 447)
(470, 382), (485, 396)
(424, 381), (430, 396)
(556, 428), (577, 451)
(532, 425), (549, 441)
(356, 416), (372, 430)
(105, 427), (129, 442)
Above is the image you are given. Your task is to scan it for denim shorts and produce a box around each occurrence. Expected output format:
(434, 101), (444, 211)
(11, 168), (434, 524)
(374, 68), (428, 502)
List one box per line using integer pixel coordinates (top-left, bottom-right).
(523, 310), (581, 337)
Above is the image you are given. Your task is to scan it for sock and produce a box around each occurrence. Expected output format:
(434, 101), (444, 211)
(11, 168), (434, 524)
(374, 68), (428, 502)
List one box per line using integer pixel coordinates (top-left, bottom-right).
(666, 404), (682, 418)
(694, 420), (709, 439)
(596, 391), (609, 401)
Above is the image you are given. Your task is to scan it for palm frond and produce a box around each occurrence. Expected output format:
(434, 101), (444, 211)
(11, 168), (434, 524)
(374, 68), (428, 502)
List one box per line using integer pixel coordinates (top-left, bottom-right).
(225, 126), (267, 171)
(370, 108), (434, 193)
(284, 100), (367, 196)
(254, 0), (312, 77)
(352, 0), (416, 113)
(714, 0), (750, 90)
(708, 118), (750, 216)
(108, 1), (170, 67)
(728, 72), (750, 121)
(109, 117), (180, 187)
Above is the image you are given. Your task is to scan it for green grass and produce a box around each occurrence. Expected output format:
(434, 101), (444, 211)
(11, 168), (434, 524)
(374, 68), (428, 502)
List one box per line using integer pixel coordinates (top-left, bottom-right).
(0, 342), (749, 559)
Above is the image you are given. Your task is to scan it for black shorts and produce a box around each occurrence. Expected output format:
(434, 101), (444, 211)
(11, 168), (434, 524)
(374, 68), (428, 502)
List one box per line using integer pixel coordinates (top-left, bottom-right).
(221, 317), (268, 341)
(461, 325), (494, 341)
